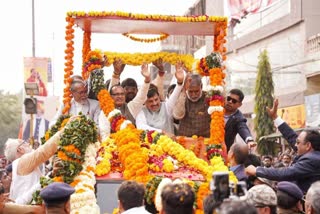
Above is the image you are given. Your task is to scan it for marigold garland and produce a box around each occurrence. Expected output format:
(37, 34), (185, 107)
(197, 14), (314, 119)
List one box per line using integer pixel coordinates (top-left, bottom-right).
(82, 31), (91, 73)
(52, 114), (98, 184)
(122, 32), (169, 43)
(97, 89), (115, 117)
(62, 16), (75, 115)
(67, 11), (227, 23)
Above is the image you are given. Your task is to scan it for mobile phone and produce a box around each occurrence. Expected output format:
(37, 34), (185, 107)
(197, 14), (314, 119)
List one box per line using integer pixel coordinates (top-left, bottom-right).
(211, 172), (230, 202)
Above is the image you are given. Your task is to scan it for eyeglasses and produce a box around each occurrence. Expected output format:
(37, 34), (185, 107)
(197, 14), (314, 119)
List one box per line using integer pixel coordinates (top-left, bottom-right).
(227, 96), (240, 104)
(111, 93), (125, 97)
(17, 141), (28, 151)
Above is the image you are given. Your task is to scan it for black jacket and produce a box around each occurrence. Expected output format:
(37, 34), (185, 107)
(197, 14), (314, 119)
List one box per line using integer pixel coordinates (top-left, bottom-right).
(225, 110), (252, 151)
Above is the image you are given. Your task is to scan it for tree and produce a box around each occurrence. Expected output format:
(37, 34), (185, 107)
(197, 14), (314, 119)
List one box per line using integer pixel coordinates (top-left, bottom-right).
(254, 50), (276, 155)
(0, 90), (23, 155)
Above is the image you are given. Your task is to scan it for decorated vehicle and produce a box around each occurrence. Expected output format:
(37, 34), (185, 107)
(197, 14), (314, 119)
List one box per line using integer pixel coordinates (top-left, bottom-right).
(52, 10), (231, 213)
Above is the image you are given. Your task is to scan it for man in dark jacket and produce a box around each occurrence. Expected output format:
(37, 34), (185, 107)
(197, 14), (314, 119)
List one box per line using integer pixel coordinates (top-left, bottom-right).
(246, 127), (320, 193)
(224, 89), (255, 151)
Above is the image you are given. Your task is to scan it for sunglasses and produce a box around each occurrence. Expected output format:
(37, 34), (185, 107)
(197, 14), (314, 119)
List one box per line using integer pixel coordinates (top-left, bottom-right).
(227, 96), (240, 104)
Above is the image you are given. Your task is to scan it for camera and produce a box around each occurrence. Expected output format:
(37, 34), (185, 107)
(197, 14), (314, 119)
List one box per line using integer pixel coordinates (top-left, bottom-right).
(210, 172), (247, 202)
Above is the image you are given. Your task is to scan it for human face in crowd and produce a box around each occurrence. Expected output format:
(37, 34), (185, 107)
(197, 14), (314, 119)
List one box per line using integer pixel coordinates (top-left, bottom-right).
(124, 86), (137, 103)
(187, 85), (202, 102)
(282, 155), (291, 166)
(295, 131), (312, 156)
(72, 83), (88, 104)
(145, 94), (161, 112)
(263, 157), (272, 168)
(224, 93), (242, 114)
(17, 141), (33, 157)
(111, 86), (126, 107)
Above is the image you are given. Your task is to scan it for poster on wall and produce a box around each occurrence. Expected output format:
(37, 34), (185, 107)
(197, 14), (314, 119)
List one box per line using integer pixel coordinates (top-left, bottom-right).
(277, 104), (306, 129)
(24, 57), (51, 97)
(305, 94), (320, 127)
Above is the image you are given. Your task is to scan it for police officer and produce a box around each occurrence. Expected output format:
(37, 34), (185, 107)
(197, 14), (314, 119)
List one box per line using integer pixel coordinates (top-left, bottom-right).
(40, 182), (75, 214)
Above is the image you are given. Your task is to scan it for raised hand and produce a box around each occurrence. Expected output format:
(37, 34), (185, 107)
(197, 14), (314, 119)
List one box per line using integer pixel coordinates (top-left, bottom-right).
(113, 58), (125, 75)
(175, 61), (185, 84)
(266, 98), (279, 120)
(152, 58), (165, 77)
(141, 63), (151, 82)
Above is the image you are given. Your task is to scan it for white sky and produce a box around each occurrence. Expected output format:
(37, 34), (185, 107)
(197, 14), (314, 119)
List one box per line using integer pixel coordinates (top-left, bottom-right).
(0, 0), (198, 95)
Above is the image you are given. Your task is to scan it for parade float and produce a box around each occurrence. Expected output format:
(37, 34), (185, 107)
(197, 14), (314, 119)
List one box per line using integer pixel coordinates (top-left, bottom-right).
(52, 10), (232, 213)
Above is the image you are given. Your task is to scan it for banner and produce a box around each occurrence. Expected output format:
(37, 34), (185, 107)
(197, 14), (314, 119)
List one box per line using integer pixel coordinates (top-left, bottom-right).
(227, 0), (278, 20)
(277, 104), (306, 129)
(24, 57), (50, 97)
(305, 93), (320, 127)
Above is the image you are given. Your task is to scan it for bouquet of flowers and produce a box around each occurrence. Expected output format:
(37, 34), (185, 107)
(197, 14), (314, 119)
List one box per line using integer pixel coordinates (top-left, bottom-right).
(196, 52), (223, 76)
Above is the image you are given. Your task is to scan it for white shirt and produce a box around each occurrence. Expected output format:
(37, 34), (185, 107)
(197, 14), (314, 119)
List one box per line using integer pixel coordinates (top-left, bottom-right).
(122, 206), (151, 214)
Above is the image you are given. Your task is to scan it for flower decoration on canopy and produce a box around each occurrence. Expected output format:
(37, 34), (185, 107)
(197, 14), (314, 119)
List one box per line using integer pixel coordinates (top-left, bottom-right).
(122, 32), (169, 43)
(82, 50), (105, 80)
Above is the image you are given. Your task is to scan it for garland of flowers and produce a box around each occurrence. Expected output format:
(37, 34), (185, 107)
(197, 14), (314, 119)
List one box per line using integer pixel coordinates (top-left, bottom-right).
(81, 49), (195, 77)
(95, 138), (120, 176)
(53, 114), (98, 184)
(31, 177), (54, 205)
(110, 126), (151, 183)
(41, 114), (70, 144)
(195, 182), (210, 214)
(196, 52), (223, 76)
(82, 50), (105, 80)
(82, 31), (91, 67)
(103, 51), (194, 71)
(70, 142), (100, 213)
(67, 11), (227, 23)
(97, 89), (115, 118)
(62, 16), (75, 115)
(145, 176), (162, 206)
(122, 32), (169, 43)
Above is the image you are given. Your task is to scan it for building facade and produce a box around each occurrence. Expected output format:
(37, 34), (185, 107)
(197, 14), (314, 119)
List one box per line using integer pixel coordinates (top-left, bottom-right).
(160, 0), (320, 128)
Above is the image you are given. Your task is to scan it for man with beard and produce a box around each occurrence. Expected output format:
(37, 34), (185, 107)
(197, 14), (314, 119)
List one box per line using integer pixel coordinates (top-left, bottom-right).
(173, 74), (211, 137)
(50, 80), (100, 126)
(174, 86), (255, 150)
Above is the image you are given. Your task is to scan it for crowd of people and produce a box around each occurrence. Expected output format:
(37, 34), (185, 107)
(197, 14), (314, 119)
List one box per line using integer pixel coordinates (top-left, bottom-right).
(1, 58), (320, 214)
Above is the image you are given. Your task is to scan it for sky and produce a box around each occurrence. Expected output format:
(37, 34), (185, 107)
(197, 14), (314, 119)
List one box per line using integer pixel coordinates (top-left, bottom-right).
(0, 0), (198, 96)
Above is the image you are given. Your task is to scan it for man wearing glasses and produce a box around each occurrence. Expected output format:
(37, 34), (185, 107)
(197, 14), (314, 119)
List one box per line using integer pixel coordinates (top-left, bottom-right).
(224, 88), (255, 151)
(50, 80), (100, 127)
(3, 118), (73, 205)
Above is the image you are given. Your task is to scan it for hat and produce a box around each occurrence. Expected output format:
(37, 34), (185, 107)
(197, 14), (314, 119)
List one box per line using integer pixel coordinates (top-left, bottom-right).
(247, 184), (277, 207)
(40, 182), (75, 204)
(277, 181), (303, 200)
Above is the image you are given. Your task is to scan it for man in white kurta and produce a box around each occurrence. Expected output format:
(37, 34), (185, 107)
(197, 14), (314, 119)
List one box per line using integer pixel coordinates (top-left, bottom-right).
(135, 63), (185, 135)
(50, 80), (100, 127)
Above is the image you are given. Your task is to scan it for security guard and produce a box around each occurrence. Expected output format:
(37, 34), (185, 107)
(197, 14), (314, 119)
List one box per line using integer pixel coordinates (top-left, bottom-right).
(40, 182), (75, 214)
